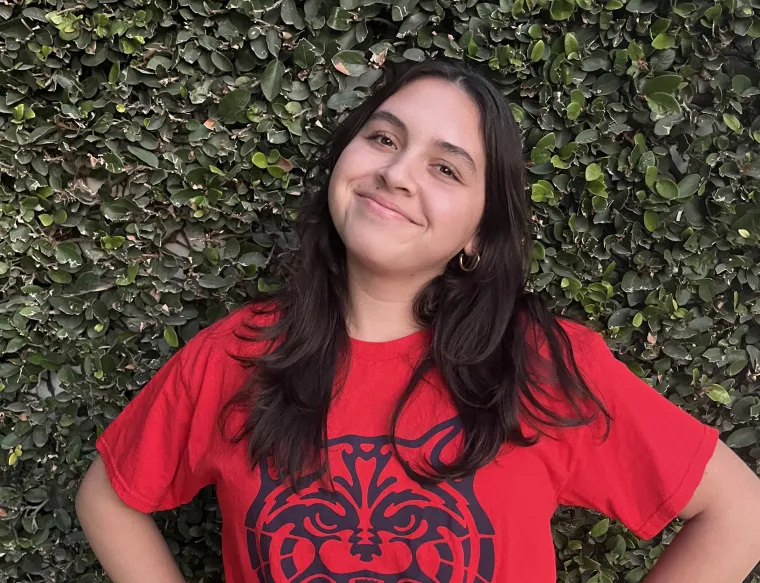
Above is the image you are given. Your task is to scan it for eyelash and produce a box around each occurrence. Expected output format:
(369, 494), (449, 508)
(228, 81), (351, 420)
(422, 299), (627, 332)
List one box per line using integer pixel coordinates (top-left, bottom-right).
(366, 132), (460, 181)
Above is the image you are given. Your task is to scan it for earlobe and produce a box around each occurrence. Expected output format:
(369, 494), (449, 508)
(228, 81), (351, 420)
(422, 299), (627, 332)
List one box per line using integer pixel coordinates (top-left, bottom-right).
(464, 236), (479, 257)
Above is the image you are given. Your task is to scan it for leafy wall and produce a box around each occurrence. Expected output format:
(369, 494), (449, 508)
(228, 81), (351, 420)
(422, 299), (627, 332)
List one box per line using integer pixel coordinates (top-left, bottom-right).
(1, 0), (759, 581)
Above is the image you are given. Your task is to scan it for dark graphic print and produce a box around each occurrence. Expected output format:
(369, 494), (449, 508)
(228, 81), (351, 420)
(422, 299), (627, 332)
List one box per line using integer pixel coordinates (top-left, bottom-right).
(245, 419), (496, 583)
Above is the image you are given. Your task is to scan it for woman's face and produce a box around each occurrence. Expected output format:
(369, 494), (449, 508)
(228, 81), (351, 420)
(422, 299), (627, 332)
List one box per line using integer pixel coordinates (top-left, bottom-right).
(328, 77), (487, 278)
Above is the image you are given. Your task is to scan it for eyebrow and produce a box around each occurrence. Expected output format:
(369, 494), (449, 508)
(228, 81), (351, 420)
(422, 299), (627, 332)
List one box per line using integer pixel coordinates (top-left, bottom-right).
(366, 110), (477, 173)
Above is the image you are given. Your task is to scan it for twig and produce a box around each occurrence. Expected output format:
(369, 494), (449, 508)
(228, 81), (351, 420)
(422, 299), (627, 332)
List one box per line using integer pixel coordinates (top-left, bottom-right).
(251, 0), (284, 15)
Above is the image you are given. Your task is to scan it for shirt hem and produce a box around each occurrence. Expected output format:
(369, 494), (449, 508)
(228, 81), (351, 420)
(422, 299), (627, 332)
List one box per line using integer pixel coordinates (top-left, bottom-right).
(96, 435), (167, 514)
(632, 424), (719, 540)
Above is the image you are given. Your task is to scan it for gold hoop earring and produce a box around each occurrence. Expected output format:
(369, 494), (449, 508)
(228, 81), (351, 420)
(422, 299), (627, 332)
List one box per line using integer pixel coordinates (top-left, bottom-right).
(459, 252), (480, 272)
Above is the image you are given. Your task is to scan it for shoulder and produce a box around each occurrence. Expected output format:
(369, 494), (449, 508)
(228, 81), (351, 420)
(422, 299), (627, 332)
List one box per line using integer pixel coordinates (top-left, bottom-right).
(175, 302), (279, 385)
(517, 314), (617, 434)
(522, 313), (608, 372)
(192, 302), (277, 345)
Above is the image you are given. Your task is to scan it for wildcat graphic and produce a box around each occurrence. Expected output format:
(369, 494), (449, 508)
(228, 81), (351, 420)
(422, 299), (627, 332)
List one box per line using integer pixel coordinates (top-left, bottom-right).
(245, 418), (496, 583)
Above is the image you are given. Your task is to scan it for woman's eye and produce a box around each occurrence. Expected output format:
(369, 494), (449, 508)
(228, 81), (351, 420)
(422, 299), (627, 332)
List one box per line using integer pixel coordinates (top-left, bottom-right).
(369, 133), (395, 148)
(437, 164), (458, 180)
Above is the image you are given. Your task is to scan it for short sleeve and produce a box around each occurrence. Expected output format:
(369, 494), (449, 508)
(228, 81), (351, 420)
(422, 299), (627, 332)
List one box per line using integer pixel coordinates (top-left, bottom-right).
(95, 340), (215, 513)
(557, 331), (719, 540)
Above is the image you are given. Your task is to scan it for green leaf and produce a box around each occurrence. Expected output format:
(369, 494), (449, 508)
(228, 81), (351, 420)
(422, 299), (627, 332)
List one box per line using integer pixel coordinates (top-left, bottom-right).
(252, 152), (268, 168)
(163, 326), (179, 348)
(722, 113), (742, 132)
(732, 75), (752, 94)
(103, 152), (124, 173)
(650, 18), (671, 36)
(747, 17), (760, 38)
(239, 252), (266, 267)
(108, 61), (121, 84)
(535, 133), (556, 150)
(281, 0), (302, 27)
(211, 51), (233, 72)
(531, 180), (555, 203)
(576, 129), (599, 144)
(530, 40), (545, 62)
(261, 59), (285, 101)
(550, 0), (575, 20)
(391, 0), (419, 20)
(116, 264), (138, 286)
(645, 165), (658, 188)
(726, 427), (757, 448)
(397, 10), (429, 37)
(39, 214), (54, 227)
(590, 518), (610, 537)
(625, 567), (648, 583)
(655, 179), (678, 200)
(332, 50), (369, 76)
(564, 32), (578, 55)
(644, 210), (659, 232)
(218, 89), (250, 121)
(101, 201), (138, 222)
(651, 33), (675, 49)
(647, 92), (680, 115)
(126, 145), (159, 168)
(677, 174), (701, 197)
(627, 40), (644, 61)
(54, 509), (72, 533)
(267, 165), (286, 178)
(707, 384), (731, 405)
(566, 102), (581, 120)
(673, 3), (697, 16)
(727, 358), (748, 376)
(738, 229), (750, 238)
(198, 274), (228, 289)
(294, 39), (319, 68)
(585, 163), (602, 181)
(592, 73), (624, 95)
(641, 74), (682, 95)
(531, 147), (551, 165)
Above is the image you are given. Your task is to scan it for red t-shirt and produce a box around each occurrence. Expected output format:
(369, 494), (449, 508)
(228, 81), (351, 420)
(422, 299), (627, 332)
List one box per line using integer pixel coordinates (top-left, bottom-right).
(96, 305), (718, 583)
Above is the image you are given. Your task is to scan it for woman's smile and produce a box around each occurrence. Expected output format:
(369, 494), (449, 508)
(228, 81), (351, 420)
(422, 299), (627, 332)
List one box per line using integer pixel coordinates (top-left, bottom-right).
(356, 190), (419, 225)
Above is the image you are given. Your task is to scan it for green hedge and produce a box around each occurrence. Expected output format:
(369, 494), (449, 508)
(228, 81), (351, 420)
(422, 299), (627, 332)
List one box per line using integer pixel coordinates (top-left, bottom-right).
(1, 0), (759, 581)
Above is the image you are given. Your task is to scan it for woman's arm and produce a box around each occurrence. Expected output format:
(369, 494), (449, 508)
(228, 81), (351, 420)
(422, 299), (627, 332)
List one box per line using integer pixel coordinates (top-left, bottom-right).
(75, 456), (187, 583)
(645, 440), (760, 582)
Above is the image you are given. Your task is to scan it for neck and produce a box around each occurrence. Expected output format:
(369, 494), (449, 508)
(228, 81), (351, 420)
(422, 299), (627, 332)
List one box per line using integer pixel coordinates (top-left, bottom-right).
(345, 256), (430, 342)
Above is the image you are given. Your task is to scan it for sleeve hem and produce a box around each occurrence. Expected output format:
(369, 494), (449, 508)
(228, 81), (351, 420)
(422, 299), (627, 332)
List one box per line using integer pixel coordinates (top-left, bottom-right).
(96, 435), (167, 514)
(631, 424), (719, 540)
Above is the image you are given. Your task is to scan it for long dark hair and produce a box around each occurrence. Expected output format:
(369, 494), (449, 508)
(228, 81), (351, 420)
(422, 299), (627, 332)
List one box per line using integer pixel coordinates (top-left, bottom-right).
(219, 58), (609, 487)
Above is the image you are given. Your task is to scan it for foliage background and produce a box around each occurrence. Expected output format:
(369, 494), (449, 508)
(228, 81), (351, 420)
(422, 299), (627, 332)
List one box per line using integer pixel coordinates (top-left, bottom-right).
(1, 0), (759, 581)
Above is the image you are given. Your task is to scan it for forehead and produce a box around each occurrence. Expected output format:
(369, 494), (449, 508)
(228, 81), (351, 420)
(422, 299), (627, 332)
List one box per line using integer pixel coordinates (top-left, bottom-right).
(374, 78), (484, 158)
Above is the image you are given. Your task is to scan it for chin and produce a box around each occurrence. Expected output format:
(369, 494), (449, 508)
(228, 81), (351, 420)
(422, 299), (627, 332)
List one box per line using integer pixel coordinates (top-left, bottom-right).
(347, 245), (401, 274)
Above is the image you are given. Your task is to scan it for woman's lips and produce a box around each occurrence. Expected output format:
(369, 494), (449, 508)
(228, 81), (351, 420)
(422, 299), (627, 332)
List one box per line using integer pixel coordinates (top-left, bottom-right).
(355, 191), (418, 224)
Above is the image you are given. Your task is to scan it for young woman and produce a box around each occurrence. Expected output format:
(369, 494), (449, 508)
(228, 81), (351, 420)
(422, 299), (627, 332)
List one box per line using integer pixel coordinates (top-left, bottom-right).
(77, 59), (760, 583)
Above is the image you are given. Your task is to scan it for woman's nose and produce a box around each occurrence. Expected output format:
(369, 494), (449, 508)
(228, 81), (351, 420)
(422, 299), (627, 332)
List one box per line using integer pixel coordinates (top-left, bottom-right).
(376, 153), (419, 196)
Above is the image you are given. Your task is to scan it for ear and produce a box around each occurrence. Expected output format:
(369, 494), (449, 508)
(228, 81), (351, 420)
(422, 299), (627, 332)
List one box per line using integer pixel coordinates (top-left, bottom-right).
(463, 234), (480, 256)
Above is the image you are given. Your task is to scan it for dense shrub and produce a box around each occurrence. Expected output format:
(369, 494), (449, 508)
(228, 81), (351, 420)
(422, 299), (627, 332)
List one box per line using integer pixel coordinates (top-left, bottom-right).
(1, 0), (759, 581)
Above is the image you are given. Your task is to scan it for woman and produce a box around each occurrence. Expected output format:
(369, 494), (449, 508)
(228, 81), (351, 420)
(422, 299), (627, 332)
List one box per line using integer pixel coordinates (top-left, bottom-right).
(77, 59), (760, 582)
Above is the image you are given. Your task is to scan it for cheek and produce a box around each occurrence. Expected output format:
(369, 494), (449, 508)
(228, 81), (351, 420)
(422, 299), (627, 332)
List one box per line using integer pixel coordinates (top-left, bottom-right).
(328, 143), (364, 204)
(332, 140), (371, 183)
(327, 153), (351, 220)
(423, 190), (484, 238)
